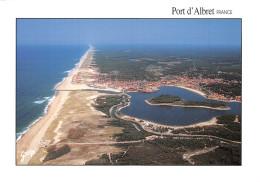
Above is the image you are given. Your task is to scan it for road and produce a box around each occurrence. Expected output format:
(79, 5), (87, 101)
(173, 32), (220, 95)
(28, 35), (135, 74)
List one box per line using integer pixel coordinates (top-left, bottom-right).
(53, 139), (144, 147)
(110, 94), (241, 145)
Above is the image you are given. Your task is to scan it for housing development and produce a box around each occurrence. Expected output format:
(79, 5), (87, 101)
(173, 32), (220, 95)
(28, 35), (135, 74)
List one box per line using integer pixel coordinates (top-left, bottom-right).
(74, 64), (241, 102)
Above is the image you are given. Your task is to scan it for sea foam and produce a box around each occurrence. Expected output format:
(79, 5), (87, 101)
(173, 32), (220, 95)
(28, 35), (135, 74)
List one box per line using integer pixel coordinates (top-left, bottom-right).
(17, 93), (56, 141)
(33, 97), (50, 104)
(33, 100), (45, 104)
(17, 46), (91, 141)
(64, 70), (72, 75)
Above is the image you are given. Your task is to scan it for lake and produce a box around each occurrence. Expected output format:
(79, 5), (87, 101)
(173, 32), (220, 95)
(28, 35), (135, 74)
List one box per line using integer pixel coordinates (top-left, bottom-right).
(120, 86), (241, 126)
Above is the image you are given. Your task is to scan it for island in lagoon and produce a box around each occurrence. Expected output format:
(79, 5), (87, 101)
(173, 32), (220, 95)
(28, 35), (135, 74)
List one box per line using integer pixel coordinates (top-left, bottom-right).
(146, 94), (230, 110)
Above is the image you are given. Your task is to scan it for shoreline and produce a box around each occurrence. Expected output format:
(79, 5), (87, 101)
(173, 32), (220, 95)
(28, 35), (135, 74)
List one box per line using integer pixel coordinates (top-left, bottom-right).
(144, 100), (230, 110)
(120, 112), (218, 131)
(16, 46), (94, 164)
(16, 43), (241, 164)
(116, 94), (218, 132)
(175, 85), (241, 103)
(17, 46), (93, 142)
(16, 93), (57, 141)
(174, 85), (207, 98)
(16, 91), (69, 164)
(55, 46), (93, 90)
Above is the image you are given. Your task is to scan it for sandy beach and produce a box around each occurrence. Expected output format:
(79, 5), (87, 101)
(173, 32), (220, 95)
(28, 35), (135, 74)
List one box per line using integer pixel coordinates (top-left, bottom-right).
(121, 113), (218, 131)
(55, 46), (93, 91)
(16, 46), (121, 165)
(56, 45), (120, 93)
(175, 85), (207, 98)
(16, 91), (69, 164)
(16, 46), (94, 164)
(16, 45), (240, 165)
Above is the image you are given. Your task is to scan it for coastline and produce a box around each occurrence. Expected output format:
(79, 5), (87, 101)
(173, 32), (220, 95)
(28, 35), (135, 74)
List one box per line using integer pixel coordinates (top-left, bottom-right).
(16, 44), (241, 165)
(55, 46), (92, 91)
(16, 46), (93, 142)
(175, 85), (241, 103)
(120, 112), (218, 131)
(55, 45), (120, 93)
(16, 46), (93, 164)
(144, 100), (230, 110)
(16, 91), (69, 164)
(16, 94), (56, 141)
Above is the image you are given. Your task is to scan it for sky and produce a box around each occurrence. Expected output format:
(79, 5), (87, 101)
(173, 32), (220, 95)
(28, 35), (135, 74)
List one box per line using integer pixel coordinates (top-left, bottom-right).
(17, 19), (241, 45)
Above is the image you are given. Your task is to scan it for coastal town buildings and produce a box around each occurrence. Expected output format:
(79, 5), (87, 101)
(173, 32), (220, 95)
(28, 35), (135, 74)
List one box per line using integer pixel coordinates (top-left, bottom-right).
(72, 69), (241, 102)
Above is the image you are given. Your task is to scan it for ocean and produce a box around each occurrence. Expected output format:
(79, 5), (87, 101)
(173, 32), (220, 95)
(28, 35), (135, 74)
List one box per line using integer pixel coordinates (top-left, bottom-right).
(16, 44), (89, 140)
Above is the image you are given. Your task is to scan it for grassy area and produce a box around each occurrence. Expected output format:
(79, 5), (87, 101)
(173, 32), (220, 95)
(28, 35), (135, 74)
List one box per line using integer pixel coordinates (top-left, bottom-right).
(43, 145), (71, 162)
(217, 114), (241, 141)
(190, 125), (241, 142)
(85, 137), (240, 165)
(85, 45), (242, 165)
(85, 140), (186, 165)
(67, 128), (85, 139)
(204, 83), (241, 97)
(93, 94), (151, 145)
(91, 93), (241, 165)
(107, 119), (150, 143)
(85, 154), (112, 165)
(94, 47), (158, 81)
(43, 91), (89, 143)
(94, 45), (241, 79)
(93, 44), (241, 100)
(192, 144), (241, 165)
(94, 94), (124, 115)
(148, 137), (218, 150)
(171, 114), (241, 142)
(216, 114), (237, 124)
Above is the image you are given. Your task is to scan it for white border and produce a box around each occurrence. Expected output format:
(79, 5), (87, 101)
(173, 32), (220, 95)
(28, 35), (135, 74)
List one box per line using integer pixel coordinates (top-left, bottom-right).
(1, 0), (259, 182)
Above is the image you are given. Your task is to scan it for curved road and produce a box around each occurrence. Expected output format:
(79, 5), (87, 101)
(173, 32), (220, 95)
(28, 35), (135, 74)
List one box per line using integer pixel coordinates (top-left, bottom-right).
(110, 94), (241, 145)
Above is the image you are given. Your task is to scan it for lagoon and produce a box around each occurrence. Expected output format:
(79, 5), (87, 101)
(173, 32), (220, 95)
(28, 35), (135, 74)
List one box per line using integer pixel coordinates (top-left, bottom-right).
(120, 86), (241, 126)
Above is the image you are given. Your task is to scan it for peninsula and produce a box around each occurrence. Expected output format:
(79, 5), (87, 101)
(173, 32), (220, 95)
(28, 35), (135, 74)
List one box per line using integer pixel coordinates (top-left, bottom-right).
(146, 94), (229, 110)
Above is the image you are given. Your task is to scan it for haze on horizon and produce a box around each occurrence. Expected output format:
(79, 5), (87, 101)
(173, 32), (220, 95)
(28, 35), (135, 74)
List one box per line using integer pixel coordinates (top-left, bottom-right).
(17, 19), (241, 46)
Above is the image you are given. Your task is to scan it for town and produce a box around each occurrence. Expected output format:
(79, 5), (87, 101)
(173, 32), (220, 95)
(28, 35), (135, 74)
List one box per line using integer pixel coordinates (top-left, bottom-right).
(72, 67), (241, 102)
